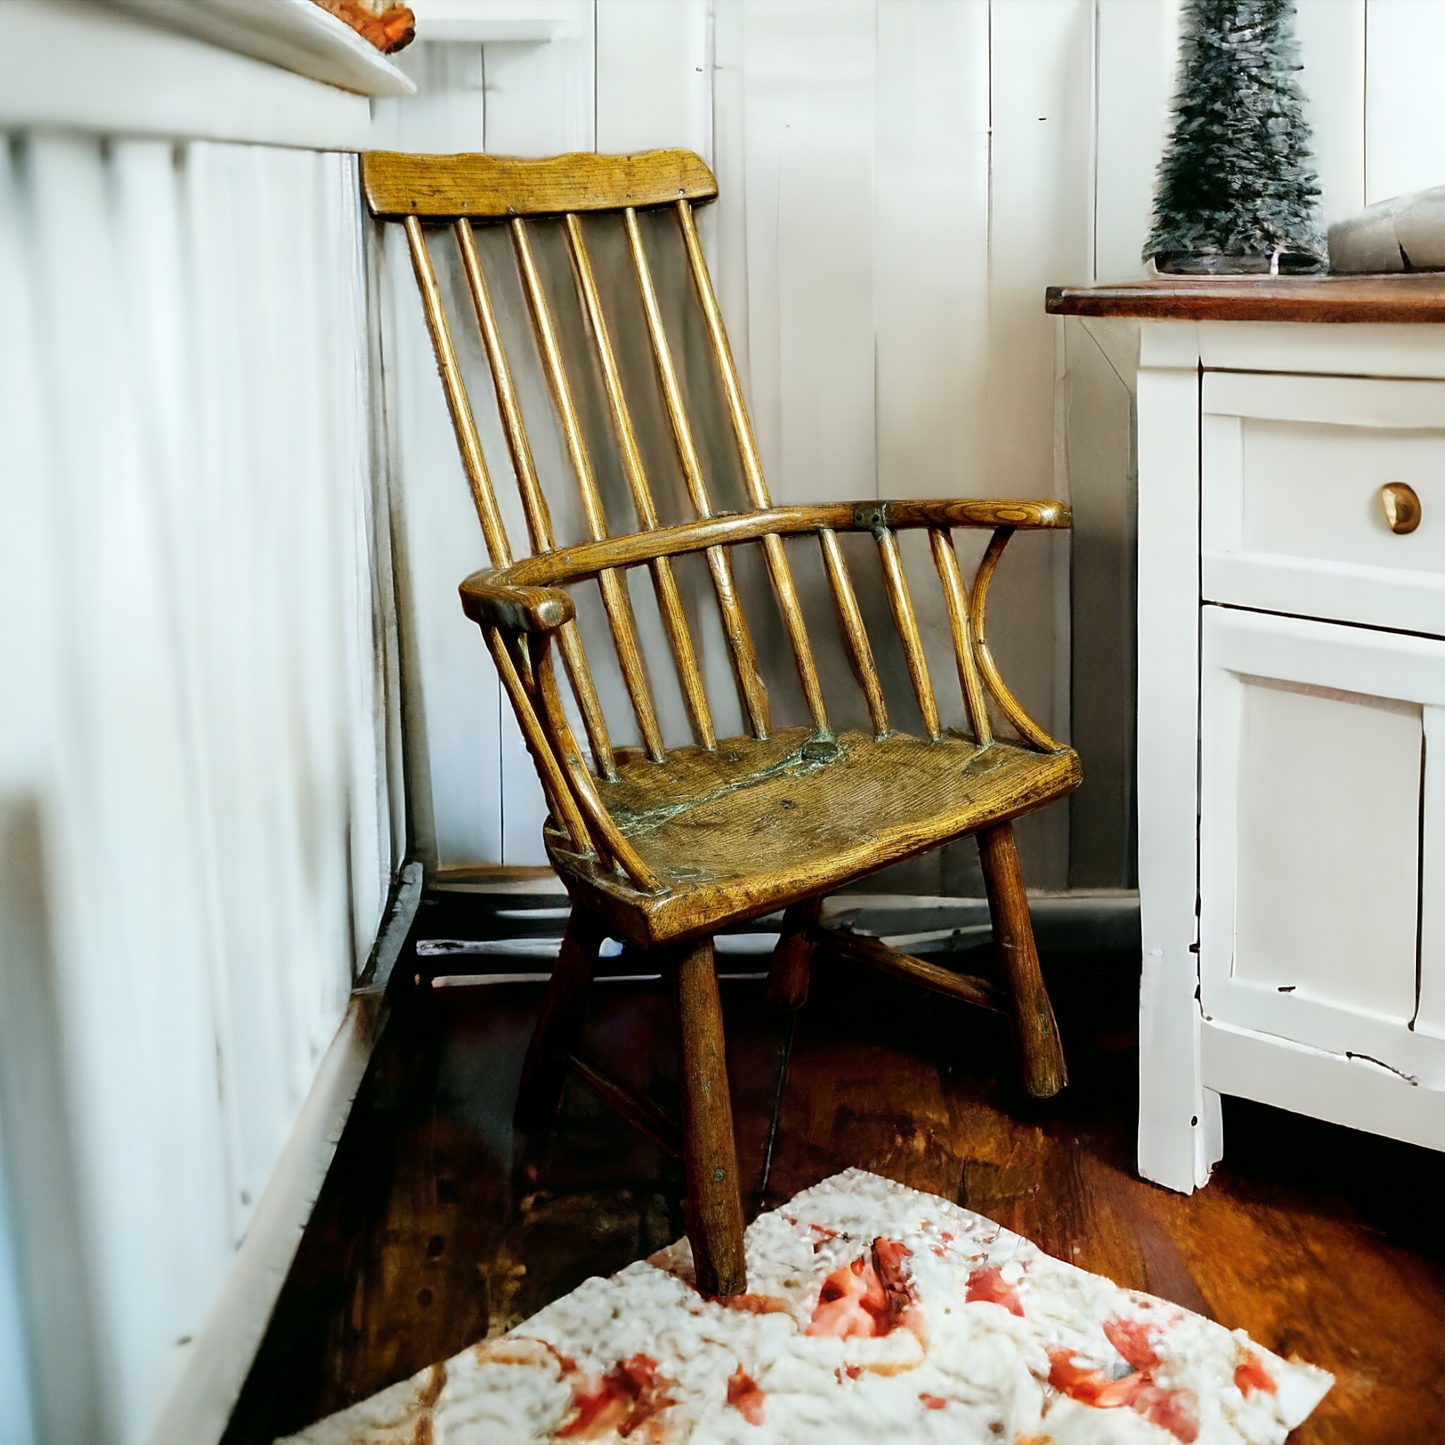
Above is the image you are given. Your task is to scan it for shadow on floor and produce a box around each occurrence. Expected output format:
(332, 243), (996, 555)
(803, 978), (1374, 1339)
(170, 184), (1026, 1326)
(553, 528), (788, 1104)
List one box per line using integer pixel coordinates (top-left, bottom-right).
(223, 916), (1445, 1445)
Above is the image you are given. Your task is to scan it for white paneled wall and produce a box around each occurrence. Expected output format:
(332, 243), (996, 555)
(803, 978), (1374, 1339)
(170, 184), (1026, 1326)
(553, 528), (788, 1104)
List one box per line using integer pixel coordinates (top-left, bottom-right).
(384, 0), (1445, 891)
(0, 130), (398, 1444)
(387, 0), (1088, 886)
(1365, 0), (1445, 204)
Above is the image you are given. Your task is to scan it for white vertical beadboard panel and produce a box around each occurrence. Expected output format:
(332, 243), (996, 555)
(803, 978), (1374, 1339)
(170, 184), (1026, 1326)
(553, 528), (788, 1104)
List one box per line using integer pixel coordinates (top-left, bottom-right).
(384, 279), (501, 881)
(988, 0), (1094, 494)
(987, 0), (1094, 886)
(367, 37), (499, 871)
(482, 2), (597, 157)
(711, 0), (749, 379)
(1364, 0), (1445, 204)
(596, 0), (712, 155)
(23, 134), (233, 1444)
(1094, 0), (1183, 282)
(0, 131), (100, 1445)
(874, 0), (990, 500)
(326, 151), (392, 968)
(188, 143), (307, 1241)
(739, 0), (876, 504)
(1294, 0), (1365, 228)
(370, 40), (487, 153)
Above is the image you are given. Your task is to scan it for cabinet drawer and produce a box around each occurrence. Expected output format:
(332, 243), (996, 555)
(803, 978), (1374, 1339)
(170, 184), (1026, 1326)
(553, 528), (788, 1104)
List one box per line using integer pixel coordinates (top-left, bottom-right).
(1201, 372), (1445, 634)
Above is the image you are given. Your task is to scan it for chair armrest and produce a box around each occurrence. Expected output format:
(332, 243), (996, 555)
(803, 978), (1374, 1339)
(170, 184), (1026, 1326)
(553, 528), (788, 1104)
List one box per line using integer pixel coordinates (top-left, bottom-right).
(489, 500), (1070, 590)
(856, 498), (1071, 532)
(459, 570), (576, 633)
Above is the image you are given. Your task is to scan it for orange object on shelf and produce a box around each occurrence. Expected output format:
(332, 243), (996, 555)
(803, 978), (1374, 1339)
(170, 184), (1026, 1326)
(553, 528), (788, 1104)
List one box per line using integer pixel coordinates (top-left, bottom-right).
(311, 0), (415, 54)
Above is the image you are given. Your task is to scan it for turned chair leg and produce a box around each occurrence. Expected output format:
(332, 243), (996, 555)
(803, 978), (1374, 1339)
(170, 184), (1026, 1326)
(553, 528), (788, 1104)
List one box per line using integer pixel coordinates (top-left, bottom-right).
(977, 823), (1068, 1099)
(514, 906), (606, 1132)
(672, 935), (747, 1296)
(767, 894), (821, 1010)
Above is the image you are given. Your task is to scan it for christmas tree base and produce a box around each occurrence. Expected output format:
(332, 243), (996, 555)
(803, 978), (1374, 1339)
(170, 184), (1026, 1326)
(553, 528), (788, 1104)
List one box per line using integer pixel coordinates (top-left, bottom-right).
(1153, 250), (1326, 276)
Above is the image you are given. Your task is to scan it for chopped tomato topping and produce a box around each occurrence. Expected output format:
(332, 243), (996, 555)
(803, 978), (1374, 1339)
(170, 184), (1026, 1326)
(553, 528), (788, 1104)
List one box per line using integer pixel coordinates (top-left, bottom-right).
(1047, 1347), (1119, 1405)
(967, 1265), (1025, 1317)
(1103, 1315), (1160, 1371)
(1234, 1350), (1277, 1396)
(920, 1393), (948, 1410)
(806, 1257), (887, 1337)
(872, 1237), (924, 1337)
(1047, 1348), (1200, 1443)
(807, 1241), (924, 1340)
(559, 1354), (675, 1439)
(727, 1366), (765, 1426)
(873, 1237), (912, 1285)
(1134, 1383), (1201, 1443)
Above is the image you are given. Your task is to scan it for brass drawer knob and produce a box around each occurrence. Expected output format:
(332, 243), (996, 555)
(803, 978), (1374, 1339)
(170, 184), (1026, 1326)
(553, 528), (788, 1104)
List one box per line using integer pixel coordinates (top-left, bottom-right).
(1381, 482), (1422, 534)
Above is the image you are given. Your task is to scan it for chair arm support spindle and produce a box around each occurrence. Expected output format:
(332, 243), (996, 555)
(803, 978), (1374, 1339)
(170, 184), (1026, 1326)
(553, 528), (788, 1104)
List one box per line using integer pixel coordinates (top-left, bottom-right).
(968, 528), (1065, 754)
(533, 643), (662, 892)
(487, 626), (592, 853)
(928, 527), (993, 747)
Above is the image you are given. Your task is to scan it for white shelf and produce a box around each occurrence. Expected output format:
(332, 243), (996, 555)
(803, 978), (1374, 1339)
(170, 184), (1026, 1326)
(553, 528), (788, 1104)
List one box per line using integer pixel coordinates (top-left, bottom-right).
(104, 0), (417, 98)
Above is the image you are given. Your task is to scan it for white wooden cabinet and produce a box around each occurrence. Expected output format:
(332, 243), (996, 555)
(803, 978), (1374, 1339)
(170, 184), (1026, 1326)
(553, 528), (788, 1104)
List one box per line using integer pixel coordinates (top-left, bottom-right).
(1053, 284), (1445, 1192)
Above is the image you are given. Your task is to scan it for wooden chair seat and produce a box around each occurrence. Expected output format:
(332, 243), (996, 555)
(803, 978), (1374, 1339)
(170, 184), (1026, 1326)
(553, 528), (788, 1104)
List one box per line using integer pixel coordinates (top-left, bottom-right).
(362, 146), (1082, 1299)
(555, 726), (1081, 948)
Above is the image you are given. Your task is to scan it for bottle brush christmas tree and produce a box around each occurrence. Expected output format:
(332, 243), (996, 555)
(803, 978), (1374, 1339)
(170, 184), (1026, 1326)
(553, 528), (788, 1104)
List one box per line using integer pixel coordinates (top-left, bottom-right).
(1145, 0), (1325, 275)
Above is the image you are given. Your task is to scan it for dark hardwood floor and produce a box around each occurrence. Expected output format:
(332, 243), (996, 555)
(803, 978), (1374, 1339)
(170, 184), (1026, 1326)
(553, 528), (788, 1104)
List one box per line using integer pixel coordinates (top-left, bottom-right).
(223, 899), (1445, 1445)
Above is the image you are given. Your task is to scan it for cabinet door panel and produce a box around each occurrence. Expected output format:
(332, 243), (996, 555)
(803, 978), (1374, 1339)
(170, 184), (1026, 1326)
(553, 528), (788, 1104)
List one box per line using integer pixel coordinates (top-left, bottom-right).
(1200, 606), (1445, 1087)
(1232, 677), (1421, 1017)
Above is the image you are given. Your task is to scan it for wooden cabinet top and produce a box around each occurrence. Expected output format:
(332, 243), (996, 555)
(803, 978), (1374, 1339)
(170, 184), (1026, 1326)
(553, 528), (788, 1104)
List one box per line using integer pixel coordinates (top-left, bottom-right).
(1046, 275), (1445, 324)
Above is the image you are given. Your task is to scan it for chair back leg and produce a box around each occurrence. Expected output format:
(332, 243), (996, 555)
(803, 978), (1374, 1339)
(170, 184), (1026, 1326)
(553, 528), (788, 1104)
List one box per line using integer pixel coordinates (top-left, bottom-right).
(515, 906), (606, 1131)
(977, 823), (1068, 1099)
(766, 894), (822, 1010)
(671, 935), (747, 1296)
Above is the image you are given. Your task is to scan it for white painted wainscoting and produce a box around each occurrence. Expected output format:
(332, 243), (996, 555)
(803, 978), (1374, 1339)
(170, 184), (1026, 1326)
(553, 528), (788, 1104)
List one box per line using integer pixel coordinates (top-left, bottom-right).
(0, 13), (405, 1445)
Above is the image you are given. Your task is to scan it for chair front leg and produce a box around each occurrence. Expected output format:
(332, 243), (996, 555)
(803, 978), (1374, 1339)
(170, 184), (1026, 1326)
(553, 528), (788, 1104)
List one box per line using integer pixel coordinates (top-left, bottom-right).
(514, 906), (606, 1131)
(767, 894), (822, 1010)
(672, 935), (746, 1297)
(977, 823), (1068, 1099)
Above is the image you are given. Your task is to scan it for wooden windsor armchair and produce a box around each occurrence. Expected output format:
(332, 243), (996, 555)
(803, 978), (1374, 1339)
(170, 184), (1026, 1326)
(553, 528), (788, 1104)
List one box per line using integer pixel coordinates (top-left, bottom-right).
(362, 148), (1081, 1297)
